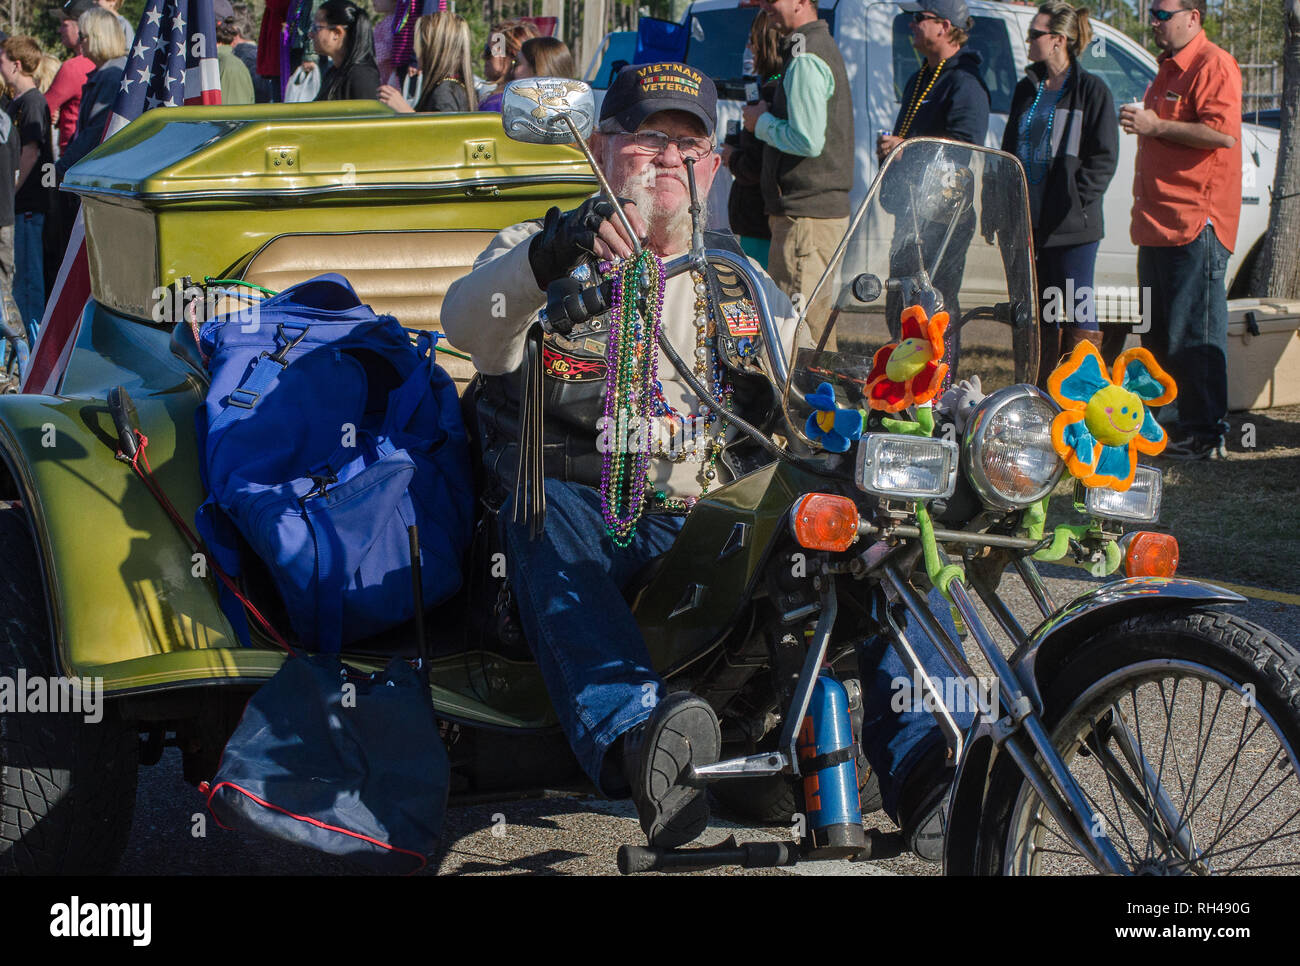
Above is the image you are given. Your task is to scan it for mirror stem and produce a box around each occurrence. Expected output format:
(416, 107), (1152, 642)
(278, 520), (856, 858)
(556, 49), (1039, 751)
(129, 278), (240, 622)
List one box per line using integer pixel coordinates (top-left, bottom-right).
(558, 114), (641, 257)
(684, 158), (705, 269)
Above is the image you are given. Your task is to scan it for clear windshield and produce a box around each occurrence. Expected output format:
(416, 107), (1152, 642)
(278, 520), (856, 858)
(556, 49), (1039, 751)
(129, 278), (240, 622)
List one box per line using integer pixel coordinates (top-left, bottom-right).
(782, 138), (1038, 446)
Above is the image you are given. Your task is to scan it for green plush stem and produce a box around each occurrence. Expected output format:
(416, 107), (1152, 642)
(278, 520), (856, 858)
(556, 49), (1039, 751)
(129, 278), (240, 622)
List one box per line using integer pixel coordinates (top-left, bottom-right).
(1031, 522), (1123, 576)
(915, 502), (965, 600)
(880, 404), (934, 438)
(1022, 496), (1049, 542)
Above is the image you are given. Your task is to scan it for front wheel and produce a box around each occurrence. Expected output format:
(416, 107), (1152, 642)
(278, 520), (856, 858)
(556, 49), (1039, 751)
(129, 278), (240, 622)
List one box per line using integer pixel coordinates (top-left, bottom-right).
(974, 608), (1300, 875)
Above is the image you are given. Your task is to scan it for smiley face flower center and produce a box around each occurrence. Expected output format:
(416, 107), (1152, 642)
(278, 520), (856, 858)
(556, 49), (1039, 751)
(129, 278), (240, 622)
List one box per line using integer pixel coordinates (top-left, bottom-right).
(884, 337), (933, 382)
(1083, 384), (1145, 446)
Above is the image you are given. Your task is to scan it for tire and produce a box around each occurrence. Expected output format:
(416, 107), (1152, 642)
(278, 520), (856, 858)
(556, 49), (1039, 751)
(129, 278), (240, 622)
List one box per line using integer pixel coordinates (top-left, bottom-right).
(710, 757), (884, 824)
(0, 507), (139, 874)
(973, 607), (1300, 875)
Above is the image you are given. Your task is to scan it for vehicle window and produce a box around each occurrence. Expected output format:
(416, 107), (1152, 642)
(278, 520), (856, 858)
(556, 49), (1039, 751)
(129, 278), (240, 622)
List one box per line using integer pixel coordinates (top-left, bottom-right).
(1079, 36), (1155, 106)
(683, 8), (834, 81)
(891, 13), (1016, 114)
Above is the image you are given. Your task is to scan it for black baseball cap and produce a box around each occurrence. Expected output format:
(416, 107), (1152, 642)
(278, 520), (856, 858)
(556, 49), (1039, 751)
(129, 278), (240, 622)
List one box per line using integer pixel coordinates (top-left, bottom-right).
(61, 0), (98, 20)
(600, 62), (718, 135)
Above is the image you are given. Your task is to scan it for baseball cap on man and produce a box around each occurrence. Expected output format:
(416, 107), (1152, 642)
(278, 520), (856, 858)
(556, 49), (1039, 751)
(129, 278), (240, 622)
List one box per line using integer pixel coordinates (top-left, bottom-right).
(904, 0), (973, 30)
(60, 0), (98, 20)
(599, 63), (718, 135)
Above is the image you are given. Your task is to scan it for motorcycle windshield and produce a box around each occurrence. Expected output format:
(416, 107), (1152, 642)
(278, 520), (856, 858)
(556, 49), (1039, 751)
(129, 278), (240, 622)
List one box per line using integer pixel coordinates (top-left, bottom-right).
(781, 138), (1038, 446)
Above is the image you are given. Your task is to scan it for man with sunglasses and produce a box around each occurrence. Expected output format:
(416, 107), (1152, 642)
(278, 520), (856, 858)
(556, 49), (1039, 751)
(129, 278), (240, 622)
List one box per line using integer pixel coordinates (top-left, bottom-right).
(1120, 0), (1240, 461)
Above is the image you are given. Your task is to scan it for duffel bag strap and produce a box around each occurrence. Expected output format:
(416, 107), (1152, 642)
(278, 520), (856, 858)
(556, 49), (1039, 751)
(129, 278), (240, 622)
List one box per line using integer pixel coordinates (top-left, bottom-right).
(208, 323), (310, 437)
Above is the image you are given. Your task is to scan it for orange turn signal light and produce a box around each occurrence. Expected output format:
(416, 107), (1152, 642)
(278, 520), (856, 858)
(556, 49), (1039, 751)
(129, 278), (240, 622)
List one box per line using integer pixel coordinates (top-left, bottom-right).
(1124, 531), (1179, 578)
(790, 493), (860, 553)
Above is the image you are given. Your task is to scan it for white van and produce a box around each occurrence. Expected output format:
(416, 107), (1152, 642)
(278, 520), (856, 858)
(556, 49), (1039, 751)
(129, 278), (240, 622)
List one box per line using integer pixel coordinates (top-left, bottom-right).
(671, 0), (1279, 319)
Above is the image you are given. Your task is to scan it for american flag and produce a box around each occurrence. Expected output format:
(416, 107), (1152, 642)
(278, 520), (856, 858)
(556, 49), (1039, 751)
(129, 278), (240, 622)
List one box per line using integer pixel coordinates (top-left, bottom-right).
(22, 0), (221, 394)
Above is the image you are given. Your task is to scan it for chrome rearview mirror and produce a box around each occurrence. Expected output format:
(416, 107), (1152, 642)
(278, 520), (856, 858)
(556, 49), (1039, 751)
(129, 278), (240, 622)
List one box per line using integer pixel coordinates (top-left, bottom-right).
(501, 77), (595, 145)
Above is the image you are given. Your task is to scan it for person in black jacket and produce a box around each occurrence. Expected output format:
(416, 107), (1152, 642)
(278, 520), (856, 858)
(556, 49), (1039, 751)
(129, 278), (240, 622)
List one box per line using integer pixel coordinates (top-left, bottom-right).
(312, 0), (379, 102)
(999, 2), (1117, 383)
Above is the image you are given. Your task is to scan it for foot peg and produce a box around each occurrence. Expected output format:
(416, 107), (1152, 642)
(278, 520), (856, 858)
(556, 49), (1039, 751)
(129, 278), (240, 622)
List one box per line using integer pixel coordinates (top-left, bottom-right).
(617, 835), (799, 875)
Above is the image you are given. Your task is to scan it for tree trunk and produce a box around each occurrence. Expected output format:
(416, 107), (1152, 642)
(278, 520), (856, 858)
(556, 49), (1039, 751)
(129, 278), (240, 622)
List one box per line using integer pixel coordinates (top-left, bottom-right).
(1250, 0), (1300, 298)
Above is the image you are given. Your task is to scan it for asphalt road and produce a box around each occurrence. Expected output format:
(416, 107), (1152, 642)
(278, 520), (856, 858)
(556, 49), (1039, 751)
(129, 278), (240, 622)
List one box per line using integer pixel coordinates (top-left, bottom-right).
(116, 567), (1300, 877)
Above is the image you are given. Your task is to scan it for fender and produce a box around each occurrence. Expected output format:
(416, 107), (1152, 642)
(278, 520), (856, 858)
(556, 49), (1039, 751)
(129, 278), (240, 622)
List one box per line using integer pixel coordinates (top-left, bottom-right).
(0, 301), (267, 695)
(941, 576), (1245, 874)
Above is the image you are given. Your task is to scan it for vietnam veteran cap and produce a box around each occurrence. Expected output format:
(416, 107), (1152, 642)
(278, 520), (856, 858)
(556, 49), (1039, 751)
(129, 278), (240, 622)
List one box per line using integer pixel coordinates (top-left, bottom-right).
(599, 62), (718, 135)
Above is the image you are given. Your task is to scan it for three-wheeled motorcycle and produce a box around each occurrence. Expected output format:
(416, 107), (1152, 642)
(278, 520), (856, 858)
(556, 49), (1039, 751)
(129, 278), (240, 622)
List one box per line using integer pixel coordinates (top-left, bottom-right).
(1, 85), (1297, 876)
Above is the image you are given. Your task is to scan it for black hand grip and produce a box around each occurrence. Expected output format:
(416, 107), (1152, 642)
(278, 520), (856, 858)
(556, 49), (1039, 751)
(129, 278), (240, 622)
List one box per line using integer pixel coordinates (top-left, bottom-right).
(107, 385), (140, 460)
(543, 277), (614, 336)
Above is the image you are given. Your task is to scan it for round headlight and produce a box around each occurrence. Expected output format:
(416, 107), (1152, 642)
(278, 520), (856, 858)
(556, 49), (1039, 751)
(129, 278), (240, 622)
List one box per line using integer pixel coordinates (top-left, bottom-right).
(963, 385), (1064, 509)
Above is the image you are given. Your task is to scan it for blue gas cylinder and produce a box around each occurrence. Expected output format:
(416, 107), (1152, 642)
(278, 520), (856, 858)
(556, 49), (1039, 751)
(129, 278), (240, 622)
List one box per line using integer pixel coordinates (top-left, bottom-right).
(797, 673), (866, 856)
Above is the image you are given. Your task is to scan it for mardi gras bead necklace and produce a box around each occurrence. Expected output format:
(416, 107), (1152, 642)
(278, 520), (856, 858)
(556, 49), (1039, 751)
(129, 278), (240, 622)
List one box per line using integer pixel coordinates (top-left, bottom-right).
(1019, 65), (1072, 184)
(897, 58), (947, 138)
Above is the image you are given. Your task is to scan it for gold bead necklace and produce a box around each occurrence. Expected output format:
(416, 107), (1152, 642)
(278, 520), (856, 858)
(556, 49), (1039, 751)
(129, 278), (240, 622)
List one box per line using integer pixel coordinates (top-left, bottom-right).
(897, 58), (948, 138)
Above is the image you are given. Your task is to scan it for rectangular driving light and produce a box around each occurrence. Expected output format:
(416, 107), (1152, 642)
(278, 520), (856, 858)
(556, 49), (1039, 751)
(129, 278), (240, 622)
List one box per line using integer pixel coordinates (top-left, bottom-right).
(855, 434), (959, 501)
(1076, 465), (1163, 523)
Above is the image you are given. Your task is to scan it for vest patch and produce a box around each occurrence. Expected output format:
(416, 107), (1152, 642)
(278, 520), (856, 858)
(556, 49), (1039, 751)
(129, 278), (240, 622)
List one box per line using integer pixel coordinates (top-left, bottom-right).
(543, 344), (606, 381)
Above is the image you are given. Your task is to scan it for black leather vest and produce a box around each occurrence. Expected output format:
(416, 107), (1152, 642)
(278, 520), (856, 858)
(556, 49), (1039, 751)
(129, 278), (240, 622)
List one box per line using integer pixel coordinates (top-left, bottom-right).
(470, 230), (782, 502)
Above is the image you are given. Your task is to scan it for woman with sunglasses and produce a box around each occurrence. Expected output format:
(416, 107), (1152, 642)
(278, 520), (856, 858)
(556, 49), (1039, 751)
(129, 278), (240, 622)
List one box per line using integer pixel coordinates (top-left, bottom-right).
(476, 19), (539, 113)
(311, 0), (379, 102)
(999, 1), (1117, 383)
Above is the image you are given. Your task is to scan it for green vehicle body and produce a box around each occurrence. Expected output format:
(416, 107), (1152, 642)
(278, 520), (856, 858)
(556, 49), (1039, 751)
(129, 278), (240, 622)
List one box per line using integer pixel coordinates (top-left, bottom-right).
(0, 102), (804, 732)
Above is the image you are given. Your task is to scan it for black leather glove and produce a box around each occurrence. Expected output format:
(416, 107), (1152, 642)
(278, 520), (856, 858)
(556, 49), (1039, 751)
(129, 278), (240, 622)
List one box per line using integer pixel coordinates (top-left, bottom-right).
(527, 197), (619, 291)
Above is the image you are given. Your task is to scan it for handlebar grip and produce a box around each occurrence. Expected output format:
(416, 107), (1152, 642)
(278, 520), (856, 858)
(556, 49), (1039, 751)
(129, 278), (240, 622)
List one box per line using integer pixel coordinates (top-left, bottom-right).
(542, 277), (614, 336)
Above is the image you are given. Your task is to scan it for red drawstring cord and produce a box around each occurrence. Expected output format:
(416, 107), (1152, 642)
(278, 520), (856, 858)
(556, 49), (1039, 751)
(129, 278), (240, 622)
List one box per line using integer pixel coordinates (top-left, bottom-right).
(123, 430), (296, 656)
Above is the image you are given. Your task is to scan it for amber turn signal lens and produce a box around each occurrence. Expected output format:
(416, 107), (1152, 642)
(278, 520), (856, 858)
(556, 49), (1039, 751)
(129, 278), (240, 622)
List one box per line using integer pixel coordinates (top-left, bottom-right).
(1124, 531), (1179, 577)
(790, 493), (860, 552)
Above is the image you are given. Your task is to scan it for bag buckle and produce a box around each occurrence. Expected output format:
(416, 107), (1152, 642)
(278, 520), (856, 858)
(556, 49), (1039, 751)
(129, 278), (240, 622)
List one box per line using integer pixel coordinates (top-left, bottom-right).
(266, 324), (310, 366)
(228, 387), (260, 409)
(302, 472), (338, 501)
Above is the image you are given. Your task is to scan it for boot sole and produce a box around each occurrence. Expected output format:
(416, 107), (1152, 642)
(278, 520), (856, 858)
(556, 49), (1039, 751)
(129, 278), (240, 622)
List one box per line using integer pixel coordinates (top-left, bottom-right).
(637, 693), (721, 849)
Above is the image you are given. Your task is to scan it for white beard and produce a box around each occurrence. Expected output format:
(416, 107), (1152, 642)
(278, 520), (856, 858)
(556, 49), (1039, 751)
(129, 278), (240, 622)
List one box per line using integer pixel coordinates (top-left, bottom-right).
(607, 161), (695, 255)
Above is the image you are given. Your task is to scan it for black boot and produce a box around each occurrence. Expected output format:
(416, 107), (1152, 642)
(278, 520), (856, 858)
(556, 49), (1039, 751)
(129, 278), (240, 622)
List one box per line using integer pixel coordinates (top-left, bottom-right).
(621, 691), (721, 849)
(896, 743), (955, 863)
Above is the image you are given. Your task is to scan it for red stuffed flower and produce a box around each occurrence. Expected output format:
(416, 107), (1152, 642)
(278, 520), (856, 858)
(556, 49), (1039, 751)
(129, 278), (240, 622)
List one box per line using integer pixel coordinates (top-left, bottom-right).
(863, 306), (950, 413)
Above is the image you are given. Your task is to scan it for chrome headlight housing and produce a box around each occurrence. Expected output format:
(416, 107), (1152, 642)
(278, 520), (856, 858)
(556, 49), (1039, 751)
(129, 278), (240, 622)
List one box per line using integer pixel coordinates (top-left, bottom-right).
(1076, 465), (1163, 523)
(856, 433), (959, 501)
(963, 385), (1064, 509)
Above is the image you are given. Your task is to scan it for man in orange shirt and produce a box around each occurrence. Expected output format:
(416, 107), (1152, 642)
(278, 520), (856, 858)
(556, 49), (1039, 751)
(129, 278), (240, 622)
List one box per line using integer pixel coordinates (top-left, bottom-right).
(1120, 0), (1240, 460)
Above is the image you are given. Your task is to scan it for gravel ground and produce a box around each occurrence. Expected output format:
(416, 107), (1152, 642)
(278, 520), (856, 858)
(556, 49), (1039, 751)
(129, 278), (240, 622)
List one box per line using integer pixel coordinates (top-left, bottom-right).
(116, 566), (1300, 877)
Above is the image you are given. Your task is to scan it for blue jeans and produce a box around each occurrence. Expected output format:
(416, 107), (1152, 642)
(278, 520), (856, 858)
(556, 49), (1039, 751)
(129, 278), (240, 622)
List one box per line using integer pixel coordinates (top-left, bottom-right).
(1037, 241), (1101, 332)
(1138, 226), (1230, 443)
(858, 590), (974, 819)
(501, 479), (683, 794)
(14, 212), (45, 349)
(502, 477), (964, 809)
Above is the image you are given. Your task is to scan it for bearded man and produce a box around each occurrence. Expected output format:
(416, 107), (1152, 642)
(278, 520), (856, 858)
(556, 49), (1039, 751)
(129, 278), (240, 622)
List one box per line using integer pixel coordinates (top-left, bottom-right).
(441, 63), (960, 856)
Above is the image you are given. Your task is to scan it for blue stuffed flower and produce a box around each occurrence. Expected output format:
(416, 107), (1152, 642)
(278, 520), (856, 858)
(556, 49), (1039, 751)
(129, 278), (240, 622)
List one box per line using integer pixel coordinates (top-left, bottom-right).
(804, 382), (865, 453)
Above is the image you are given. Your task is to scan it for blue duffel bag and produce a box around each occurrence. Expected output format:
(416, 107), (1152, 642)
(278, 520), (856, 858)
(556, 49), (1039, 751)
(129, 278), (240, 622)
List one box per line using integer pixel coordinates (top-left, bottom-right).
(196, 273), (474, 652)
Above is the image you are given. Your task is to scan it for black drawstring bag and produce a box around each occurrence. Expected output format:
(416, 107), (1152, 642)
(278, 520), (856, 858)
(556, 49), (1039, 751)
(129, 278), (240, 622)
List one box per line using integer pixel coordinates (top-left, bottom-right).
(202, 653), (449, 874)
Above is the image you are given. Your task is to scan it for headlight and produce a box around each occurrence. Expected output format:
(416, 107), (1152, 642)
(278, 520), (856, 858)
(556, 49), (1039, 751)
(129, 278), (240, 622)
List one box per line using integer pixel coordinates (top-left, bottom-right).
(856, 434), (959, 501)
(1076, 465), (1163, 523)
(963, 385), (1064, 509)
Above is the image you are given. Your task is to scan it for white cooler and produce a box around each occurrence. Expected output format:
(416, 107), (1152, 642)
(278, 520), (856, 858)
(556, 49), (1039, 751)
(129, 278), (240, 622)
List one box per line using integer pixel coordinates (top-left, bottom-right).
(1226, 299), (1300, 412)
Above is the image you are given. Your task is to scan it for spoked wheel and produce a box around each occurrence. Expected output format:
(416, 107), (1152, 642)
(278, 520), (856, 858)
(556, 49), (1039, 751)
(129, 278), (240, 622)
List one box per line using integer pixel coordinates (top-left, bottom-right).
(976, 608), (1300, 875)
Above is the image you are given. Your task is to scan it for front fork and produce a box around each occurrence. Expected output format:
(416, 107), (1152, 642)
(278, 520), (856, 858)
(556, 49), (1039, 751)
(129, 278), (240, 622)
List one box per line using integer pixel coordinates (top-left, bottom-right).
(880, 559), (1130, 875)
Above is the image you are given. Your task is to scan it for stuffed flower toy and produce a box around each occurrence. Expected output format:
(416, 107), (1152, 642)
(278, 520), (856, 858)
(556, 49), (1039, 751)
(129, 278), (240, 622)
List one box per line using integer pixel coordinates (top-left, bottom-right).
(1046, 341), (1177, 490)
(805, 382), (865, 453)
(863, 306), (950, 413)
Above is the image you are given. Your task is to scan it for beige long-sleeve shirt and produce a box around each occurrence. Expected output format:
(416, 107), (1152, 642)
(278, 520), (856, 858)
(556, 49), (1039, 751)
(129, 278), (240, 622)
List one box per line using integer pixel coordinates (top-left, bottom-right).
(440, 220), (797, 497)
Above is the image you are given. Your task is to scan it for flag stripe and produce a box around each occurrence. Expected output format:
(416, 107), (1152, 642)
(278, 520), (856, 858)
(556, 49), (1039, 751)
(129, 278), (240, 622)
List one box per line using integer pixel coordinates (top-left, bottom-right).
(21, 0), (221, 394)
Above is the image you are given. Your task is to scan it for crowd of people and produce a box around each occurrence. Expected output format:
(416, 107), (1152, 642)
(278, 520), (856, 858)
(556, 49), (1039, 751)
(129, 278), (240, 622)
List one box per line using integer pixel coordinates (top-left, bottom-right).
(731, 0), (1241, 461)
(0, 1), (576, 379)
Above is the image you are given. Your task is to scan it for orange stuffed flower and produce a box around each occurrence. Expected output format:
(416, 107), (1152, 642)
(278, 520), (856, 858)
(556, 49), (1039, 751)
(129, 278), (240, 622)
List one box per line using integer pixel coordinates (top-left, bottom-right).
(1047, 342), (1177, 490)
(862, 305), (950, 413)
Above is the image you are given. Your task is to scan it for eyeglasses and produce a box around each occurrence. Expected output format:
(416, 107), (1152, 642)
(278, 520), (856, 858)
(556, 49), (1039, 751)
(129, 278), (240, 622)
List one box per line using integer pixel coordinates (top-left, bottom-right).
(912, 11), (942, 23)
(1026, 28), (1056, 40)
(620, 130), (714, 162)
(1148, 6), (1189, 21)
